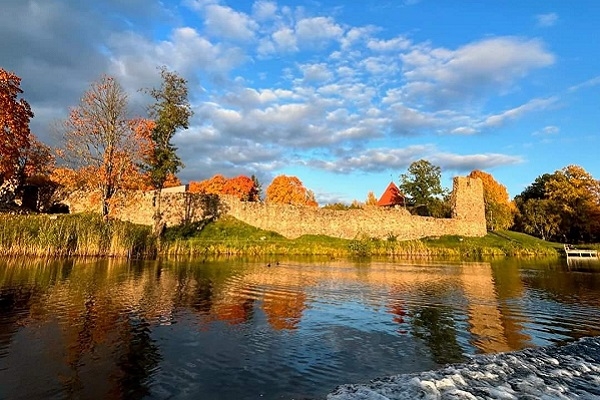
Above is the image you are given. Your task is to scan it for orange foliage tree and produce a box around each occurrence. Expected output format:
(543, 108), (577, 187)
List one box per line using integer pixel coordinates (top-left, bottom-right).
(468, 170), (514, 230)
(189, 174), (227, 195)
(189, 174), (258, 201)
(0, 68), (35, 201)
(59, 75), (147, 217)
(265, 175), (318, 207)
(222, 175), (259, 201)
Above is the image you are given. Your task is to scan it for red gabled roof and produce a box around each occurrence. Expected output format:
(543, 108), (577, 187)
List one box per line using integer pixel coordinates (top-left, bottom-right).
(377, 181), (405, 207)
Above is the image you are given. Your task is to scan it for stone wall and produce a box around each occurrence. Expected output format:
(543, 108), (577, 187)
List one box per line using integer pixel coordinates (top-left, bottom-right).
(66, 176), (486, 240)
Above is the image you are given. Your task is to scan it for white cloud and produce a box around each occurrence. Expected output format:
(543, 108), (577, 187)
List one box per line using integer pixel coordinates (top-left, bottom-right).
(304, 145), (434, 173)
(300, 63), (334, 82)
(402, 37), (555, 106)
(430, 153), (523, 171)
(482, 97), (558, 128)
(536, 13), (558, 28)
(340, 26), (378, 50)
(367, 36), (411, 52)
(532, 125), (560, 136)
(272, 27), (298, 52)
(568, 76), (600, 92)
(295, 17), (344, 47)
(204, 4), (259, 41)
(302, 146), (522, 174)
(252, 0), (278, 21)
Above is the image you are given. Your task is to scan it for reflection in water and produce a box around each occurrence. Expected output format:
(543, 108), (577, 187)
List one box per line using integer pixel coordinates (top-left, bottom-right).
(0, 257), (599, 399)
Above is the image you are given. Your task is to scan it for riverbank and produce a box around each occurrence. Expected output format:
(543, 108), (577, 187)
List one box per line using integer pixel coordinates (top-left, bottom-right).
(0, 213), (563, 258)
(161, 215), (561, 258)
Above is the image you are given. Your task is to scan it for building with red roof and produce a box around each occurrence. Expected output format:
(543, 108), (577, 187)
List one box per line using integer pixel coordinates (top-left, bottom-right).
(377, 182), (405, 207)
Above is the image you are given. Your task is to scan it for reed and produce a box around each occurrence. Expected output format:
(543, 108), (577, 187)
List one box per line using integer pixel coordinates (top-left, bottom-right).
(0, 213), (155, 257)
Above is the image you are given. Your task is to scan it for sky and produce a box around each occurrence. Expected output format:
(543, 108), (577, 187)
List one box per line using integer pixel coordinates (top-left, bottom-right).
(2, 0), (599, 204)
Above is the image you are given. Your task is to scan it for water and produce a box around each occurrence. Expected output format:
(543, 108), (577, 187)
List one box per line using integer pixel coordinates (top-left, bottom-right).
(0, 257), (600, 399)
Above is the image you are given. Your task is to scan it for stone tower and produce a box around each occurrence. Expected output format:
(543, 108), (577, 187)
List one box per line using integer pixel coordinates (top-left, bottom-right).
(450, 177), (486, 235)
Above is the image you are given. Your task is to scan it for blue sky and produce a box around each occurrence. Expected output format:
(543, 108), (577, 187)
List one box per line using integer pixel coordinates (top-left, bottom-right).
(2, 0), (599, 203)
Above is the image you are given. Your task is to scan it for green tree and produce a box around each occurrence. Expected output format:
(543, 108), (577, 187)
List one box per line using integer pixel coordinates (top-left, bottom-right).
(513, 166), (600, 242)
(144, 67), (193, 230)
(399, 160), (447, 217)
(546, 165), (600, 242)
(251, 174), (262, 201)
(515, 198), (560, 241)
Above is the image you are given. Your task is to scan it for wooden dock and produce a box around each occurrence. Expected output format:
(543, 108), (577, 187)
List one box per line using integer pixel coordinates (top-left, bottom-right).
(564, 244), (598, 261)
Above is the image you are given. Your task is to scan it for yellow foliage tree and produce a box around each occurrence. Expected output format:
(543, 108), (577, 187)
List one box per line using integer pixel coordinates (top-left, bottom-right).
(468, 170), (514, 230)
(365, 191), (378, 206)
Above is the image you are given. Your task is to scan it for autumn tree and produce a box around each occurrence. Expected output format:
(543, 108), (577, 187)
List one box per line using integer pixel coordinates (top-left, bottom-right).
(189, 174), (228, 195)
(546, 165), (600, 242)
(265, 175), (318, 207)
(188, 174), (258, 201)
(468, 170), (514, 230)
(399, 160), (447, 217)
(222, 175), (259, 201)
(365, 191), (378, 206)
(143, 67), (192, 230)
(0, 68), (34, 201)
(60, 75), (143, 217)
(513, 165), (600, 242)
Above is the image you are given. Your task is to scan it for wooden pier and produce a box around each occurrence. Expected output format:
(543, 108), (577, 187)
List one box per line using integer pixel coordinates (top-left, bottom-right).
(564, 244), (598, 261)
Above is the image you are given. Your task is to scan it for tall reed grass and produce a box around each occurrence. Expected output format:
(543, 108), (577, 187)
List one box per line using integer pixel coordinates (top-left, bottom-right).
(0, 213), (155, 258)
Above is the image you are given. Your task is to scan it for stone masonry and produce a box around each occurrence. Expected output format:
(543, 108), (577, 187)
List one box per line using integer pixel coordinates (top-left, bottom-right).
(66, 176), (486, 240)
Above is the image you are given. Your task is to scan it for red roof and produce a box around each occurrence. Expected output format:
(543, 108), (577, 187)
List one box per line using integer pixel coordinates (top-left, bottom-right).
(377, 182), (405, 207)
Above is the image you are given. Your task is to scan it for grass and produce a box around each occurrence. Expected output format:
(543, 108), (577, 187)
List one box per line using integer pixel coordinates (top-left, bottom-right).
(161, 215), (562, 258)
(0, 213), (155, 258)
(0, 213), (563, 259)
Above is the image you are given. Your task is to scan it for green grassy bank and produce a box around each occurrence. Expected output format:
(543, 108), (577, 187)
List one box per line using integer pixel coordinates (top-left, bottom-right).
(161, 215), (562, 258)
(0, 213), (562, 258)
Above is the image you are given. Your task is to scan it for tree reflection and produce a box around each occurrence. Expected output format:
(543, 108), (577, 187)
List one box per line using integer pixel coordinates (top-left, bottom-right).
(411, 305), (464, 364)
(114, 316), (162, 399)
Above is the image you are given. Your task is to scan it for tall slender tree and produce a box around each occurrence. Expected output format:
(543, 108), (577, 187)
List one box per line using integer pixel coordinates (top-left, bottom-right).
(143, 67), (192, 230)
(0, 68), (34, 202)
(60, 75), (142, 217)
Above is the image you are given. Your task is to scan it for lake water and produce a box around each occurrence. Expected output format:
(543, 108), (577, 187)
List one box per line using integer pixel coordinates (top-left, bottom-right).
(1, 257), (600, 399)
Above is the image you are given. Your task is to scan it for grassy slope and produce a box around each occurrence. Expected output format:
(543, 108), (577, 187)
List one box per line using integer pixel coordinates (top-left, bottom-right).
(162, 215), (561, 258)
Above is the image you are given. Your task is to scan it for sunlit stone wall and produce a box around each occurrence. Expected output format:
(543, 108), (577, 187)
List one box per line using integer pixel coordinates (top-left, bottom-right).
(66, 176), (486, 240)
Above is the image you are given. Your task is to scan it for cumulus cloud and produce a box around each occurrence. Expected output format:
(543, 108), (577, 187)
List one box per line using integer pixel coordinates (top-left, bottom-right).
(203, 4), (259, 42)
(252, 0), (278, 21)
(300, 63), (334, 82)
(367, 36), (411, 52)
(3, 0), (562, 201)
(302, 146), (522, 174)
(430, 152), (523, 171)
(402, 37), (555, 106)
(536, 13), (558, 27)
(295, 17), (344, 47)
